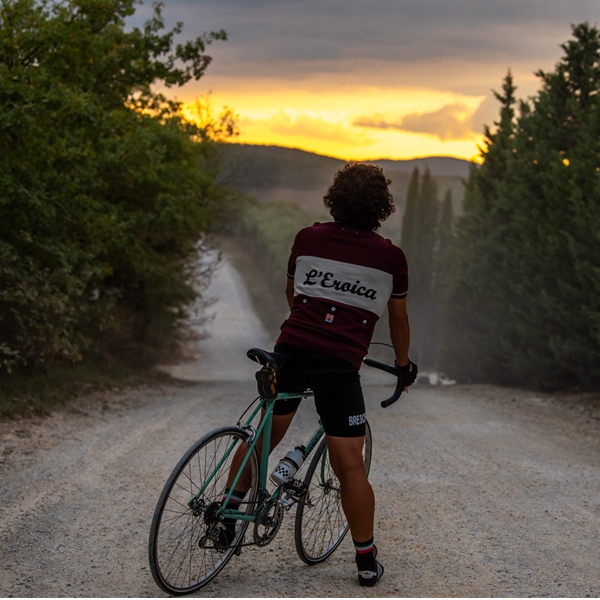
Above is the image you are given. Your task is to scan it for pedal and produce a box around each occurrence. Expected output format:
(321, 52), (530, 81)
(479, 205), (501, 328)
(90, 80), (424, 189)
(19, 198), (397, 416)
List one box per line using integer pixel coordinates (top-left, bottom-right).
(281, 479), (310, 505)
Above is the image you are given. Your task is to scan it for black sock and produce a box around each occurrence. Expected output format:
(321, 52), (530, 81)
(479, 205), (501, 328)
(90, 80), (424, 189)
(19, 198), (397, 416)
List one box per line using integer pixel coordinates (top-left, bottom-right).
(221, 489), (246, 522)
(354, 537), (376, 571)
(221, 488), (246, 507)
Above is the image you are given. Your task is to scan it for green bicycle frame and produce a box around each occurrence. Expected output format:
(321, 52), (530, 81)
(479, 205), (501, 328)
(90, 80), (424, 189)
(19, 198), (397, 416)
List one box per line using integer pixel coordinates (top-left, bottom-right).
(188, 390), (324, 523)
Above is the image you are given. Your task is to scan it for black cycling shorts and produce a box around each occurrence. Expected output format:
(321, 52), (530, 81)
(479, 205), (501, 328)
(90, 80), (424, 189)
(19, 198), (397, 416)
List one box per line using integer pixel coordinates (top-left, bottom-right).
(272, 342), (366, 437)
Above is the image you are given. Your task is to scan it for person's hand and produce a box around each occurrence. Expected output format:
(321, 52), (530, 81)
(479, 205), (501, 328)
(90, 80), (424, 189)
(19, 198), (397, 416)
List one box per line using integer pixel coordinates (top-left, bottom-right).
(396, 360), (418, 390)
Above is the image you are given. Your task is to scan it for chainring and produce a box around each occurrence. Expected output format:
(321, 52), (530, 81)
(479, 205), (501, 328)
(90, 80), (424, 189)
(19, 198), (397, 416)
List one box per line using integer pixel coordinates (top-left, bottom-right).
(253, 500), (283, 547)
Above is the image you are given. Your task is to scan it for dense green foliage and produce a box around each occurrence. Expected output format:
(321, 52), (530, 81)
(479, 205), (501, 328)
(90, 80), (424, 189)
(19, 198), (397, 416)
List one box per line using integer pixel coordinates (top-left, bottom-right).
(400, 167), (453, 367)
(0, 0), (230, 374)
(237, 201), (327, 297)
(441, 23), (600, 389)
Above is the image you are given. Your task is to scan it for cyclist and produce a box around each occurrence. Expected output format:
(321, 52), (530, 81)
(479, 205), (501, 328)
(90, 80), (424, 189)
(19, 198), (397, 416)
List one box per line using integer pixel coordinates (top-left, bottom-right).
(224, 162), (417, 587)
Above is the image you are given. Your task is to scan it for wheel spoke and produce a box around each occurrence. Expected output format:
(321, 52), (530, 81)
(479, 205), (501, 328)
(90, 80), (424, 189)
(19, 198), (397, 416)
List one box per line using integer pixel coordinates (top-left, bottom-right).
(295, 422), (372, 564)
(149, 428), (259, 594)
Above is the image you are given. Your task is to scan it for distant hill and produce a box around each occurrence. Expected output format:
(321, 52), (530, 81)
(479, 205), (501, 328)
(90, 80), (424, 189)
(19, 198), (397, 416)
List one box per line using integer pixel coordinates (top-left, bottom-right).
(217, 144), (343, 191)
(369, 156), (472, 178)
(218, 143), (469, 239)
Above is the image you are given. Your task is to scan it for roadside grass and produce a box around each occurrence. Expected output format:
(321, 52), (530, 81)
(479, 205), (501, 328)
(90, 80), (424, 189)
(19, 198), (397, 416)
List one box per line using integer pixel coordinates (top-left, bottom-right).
(0, 360), (158, 418)
(0, 292), (202, 418)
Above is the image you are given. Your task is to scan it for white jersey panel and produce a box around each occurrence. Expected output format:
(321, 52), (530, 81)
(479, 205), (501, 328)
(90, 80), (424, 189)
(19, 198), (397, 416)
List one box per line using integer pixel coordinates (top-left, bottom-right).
(293, 255), (393, 317)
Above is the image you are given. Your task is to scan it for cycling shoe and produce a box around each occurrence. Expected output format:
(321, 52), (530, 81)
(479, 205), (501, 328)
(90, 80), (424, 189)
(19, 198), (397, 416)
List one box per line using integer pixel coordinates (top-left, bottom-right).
(213, 521), (236, 550)
(357, 560), (384, 587)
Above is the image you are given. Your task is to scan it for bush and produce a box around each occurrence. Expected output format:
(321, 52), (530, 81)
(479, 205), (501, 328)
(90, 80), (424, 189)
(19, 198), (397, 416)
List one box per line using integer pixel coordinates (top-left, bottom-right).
(0, 0), (231, 373)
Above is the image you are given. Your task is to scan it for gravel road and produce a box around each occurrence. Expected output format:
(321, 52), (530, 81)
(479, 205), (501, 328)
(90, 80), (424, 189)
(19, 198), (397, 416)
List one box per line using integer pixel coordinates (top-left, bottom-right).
(1, 257), (600, 598)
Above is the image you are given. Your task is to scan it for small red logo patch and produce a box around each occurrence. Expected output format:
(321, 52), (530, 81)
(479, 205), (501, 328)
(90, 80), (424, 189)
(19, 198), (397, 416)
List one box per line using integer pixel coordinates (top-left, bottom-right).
(325, 313), (334, 323)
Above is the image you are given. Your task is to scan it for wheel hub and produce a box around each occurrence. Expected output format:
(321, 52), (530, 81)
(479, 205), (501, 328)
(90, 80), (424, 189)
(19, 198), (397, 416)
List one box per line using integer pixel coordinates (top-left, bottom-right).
(203, 501), (222, 525)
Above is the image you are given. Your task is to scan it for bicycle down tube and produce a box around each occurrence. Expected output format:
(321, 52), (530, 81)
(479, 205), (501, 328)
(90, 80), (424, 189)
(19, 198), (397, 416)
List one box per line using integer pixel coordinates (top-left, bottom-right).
(194, 390), (320, 524)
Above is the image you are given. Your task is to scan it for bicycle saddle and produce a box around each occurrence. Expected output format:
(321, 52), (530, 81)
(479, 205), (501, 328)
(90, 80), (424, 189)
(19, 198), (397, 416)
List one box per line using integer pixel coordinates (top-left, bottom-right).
(246, 348), (287, 372)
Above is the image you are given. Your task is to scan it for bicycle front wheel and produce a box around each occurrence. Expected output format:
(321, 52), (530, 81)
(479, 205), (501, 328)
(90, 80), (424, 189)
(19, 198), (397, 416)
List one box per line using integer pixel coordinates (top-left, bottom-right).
(148, 426), (259, 595)
(294, 420), (372, 565)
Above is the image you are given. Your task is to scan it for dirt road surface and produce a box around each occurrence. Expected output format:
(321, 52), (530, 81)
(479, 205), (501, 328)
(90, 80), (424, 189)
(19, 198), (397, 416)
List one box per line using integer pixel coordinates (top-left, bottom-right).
(2, 256), (600, 597)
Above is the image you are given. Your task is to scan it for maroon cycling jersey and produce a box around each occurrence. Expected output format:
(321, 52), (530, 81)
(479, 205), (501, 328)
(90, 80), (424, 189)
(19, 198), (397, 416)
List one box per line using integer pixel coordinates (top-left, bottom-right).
(277, 221), (408, 368)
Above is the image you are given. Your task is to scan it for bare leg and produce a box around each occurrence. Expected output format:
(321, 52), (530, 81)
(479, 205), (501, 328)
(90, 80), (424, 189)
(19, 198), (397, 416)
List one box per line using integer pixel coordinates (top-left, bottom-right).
(226, 410), (297, 493)
(325, 435), (374, 542)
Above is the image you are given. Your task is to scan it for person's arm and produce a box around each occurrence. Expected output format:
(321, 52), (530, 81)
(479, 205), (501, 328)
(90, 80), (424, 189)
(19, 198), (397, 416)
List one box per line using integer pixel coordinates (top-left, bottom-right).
(285, 277), (294, 311)
(387, 297), (410, 367)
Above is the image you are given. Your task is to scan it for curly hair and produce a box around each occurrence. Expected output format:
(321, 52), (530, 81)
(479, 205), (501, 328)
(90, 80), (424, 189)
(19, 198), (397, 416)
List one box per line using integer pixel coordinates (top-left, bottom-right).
(323, 162), (395, 231)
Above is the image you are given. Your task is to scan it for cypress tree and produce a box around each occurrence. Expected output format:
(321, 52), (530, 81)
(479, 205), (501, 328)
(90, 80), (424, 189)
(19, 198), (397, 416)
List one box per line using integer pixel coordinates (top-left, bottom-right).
(430, 189), (453, 367)
(402, 168), (440, 367)
(440, 71), (518, 381)
(500, 22), (600, 387)
(400, 167), (420, 262)
(441, 24), (600, 389)
(437, 189), (453, 264)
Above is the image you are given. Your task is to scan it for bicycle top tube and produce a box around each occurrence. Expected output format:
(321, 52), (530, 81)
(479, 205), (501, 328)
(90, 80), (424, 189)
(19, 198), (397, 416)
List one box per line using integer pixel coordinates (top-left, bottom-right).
(239, 389), (314, 430)
(276, 390), (313, 400)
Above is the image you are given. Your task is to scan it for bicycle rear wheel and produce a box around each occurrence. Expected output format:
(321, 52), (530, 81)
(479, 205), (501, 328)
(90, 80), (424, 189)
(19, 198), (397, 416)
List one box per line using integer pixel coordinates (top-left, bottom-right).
(294, 421), (372, 565)
(148, 426), (259, 595)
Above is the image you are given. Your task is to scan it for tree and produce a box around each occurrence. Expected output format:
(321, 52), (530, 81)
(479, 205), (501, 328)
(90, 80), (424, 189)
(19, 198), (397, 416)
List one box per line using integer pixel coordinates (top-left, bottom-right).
(0, 0), (230, 372)
(439, 68), (519, 381)
(504, 22), (600, 388)
(400, 167), (440, 367)
(441, 24), (600, 389)
(429, 188), (453, 366)
(437, 189), (453, 262)
(400, 166), (420, 262)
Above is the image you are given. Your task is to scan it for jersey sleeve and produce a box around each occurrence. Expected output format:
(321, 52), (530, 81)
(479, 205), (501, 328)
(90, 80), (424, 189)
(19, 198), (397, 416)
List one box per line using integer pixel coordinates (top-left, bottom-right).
(390, 247), (409, 298)
(286, 230), (302, 279)
(287, 223), (326, 279)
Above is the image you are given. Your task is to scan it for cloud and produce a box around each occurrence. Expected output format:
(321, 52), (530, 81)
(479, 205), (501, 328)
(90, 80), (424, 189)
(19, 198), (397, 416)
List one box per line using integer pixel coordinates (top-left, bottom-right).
(354, 103), (479, 141)
(400, 104), (476, 140)
(259, 111), (375, 146)
(130, 0), (600, 95)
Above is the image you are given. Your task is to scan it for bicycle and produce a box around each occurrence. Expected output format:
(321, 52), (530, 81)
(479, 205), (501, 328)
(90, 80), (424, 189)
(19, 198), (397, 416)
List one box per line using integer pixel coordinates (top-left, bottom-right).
(148, 347), (403, 595)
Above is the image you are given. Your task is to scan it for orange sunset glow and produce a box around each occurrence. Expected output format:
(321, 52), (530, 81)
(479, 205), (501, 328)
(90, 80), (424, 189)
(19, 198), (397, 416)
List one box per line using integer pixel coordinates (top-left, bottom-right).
(133, 1), (600, 163)
(181, 84), (485, 161)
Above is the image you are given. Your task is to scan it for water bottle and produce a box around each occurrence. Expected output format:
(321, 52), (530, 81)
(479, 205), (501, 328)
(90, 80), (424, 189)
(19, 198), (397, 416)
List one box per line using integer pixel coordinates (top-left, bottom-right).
(269, 445), (306, 486)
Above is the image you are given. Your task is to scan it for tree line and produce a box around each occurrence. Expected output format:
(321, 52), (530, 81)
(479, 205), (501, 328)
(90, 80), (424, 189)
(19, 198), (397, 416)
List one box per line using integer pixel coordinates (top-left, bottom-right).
(406, 23), (600, 390)
(4, 1), (597, 396)
(400, 168), (453, 369)
(0, 0), (233, 375)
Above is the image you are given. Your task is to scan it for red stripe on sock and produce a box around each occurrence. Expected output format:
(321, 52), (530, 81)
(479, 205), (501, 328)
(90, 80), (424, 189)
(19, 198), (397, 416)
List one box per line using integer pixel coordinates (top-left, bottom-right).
(221, 497), (242, 505)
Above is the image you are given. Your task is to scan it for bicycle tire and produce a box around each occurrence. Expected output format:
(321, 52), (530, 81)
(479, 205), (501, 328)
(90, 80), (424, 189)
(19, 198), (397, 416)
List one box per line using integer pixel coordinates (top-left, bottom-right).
(148, 426), (259, 595)
(294, 421), (372, 565)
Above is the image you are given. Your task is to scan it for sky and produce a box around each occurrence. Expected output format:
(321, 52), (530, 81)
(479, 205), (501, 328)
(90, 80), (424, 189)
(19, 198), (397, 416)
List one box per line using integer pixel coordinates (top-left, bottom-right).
(131, 1), (600, 161)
